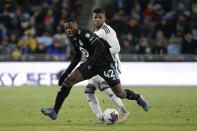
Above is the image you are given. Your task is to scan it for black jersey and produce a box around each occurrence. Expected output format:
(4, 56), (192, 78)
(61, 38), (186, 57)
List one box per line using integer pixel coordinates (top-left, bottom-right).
(61, 27), (115, 79)
(71, 28), (114, 65)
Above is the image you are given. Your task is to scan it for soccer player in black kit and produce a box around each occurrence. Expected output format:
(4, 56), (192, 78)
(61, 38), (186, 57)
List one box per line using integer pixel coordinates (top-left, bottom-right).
(41, 17), (148, 120)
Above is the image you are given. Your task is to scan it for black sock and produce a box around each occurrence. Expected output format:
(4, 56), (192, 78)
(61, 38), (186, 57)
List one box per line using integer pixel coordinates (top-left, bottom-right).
(54, 82), (72, 114)
(123, 89), (140, 100)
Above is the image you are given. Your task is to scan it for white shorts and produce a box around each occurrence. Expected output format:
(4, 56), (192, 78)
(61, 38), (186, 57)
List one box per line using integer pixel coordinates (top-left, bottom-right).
(88, 75), (104, 88)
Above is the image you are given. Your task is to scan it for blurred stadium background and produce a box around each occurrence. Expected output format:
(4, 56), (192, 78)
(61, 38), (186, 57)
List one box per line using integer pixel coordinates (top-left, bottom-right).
(0, 0), (197, 61)
(0, 0), (197, 131)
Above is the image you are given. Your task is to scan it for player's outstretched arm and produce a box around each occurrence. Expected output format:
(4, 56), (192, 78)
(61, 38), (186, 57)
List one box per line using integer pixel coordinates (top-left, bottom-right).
(107, 33), (120, 55)
(58, 51), (81, 86)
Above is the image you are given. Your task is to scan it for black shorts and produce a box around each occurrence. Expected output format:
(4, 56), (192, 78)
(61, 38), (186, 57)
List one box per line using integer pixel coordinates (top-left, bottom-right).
(77, 62), (120, 87)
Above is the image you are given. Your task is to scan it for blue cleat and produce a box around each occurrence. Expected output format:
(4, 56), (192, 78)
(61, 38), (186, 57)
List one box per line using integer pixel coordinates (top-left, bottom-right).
(41, 108), (57, 120)
(137, 95), (149, 112)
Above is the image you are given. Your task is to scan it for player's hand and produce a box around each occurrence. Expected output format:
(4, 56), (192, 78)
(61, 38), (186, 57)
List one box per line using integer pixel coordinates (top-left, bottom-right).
(58, 71), (68, 86)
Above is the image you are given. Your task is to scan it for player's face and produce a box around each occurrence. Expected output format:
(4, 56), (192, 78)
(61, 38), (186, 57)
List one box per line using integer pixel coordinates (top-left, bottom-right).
(93, 13), (106, 28)
(64, 22), (78, 37)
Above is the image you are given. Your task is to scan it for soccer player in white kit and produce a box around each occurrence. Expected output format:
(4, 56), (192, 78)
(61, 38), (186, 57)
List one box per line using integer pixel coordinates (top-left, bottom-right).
(84, 8), (130, 123)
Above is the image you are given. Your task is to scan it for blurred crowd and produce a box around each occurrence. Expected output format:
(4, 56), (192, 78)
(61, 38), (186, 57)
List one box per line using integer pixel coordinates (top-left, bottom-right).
(108, 0), (197, 55)
(0, 0), (82, 60)
(0, 0), (197, 61)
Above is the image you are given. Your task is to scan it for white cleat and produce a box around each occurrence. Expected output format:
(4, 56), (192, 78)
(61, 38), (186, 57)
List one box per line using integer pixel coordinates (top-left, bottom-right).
(118, 112), (130, 123)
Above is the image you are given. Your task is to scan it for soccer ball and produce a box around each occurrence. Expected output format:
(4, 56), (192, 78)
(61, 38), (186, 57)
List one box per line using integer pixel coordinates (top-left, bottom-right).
(102, 108), (119, 125)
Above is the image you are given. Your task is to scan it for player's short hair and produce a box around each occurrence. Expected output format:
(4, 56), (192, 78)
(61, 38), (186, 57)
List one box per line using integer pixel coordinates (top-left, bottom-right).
(64, 16), (77, 24)
(92, 8), (105, 14)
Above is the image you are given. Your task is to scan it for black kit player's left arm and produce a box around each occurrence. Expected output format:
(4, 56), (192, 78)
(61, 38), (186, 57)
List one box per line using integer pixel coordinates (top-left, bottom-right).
(58, 42), (82, 86)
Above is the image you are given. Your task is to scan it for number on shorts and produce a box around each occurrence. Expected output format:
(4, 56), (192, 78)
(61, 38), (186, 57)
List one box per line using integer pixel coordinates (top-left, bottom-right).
(104, 69), (115, 78)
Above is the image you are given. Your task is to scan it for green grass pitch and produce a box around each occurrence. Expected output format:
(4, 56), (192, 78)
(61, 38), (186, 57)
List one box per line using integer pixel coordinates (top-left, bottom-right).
(0, 86), (197, 131)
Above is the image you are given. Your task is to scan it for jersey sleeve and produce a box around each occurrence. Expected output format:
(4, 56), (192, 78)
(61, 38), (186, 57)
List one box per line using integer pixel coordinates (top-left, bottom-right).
(95, 28), (120, 55)
(105, 31), (120, 55)
(94, 29), (105, 38)
(83, 31), (100, 45)
(64, 42), (81, 76)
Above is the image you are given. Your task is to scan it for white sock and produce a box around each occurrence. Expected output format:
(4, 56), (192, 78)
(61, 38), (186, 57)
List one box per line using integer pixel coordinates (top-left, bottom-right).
(85, 93), (103, 119)
(104, 88), (128, 113)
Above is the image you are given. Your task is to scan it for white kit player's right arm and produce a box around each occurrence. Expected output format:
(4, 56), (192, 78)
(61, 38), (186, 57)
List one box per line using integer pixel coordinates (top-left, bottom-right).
(95, 27), (120, 55)
(95, 24), (121, 74)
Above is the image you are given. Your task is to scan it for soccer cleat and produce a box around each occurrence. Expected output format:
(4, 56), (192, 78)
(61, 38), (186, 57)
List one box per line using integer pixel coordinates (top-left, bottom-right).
(94, 119), (104, 124)
(41, 108), (57, 120)
(118, 112), (130, 123)
(137, 95), (149, 112)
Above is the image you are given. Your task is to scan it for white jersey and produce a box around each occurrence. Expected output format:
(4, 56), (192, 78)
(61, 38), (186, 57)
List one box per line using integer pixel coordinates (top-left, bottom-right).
(94, 23), (121, 73)
(88, 23), (121, 86)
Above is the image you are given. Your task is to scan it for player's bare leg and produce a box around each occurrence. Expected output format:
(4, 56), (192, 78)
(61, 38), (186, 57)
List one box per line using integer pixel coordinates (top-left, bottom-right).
(41, 69), (84, 120)
(111, 84), (149, 112)
(65, 69), (84, 85)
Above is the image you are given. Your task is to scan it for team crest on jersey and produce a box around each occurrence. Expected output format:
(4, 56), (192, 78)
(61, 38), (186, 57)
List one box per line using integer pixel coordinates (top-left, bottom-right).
(79, 47), (89, 58)
(85, 33), (90, 38)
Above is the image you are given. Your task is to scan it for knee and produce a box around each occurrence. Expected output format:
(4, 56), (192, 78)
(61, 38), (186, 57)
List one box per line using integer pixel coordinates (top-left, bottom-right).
(116, 93), (124, 99)
(65, 75), (76, 86)
(65, 70), (84, 86)
(87, 83), (95, 88)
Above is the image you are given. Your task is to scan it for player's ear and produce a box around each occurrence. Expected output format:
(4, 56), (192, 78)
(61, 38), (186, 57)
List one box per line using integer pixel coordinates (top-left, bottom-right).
(92, 13), (95, 20)
(64, 23), (67, 29)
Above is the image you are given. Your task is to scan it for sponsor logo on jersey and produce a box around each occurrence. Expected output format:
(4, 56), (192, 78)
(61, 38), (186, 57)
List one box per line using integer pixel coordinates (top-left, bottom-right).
(79, 47), (89, 58)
